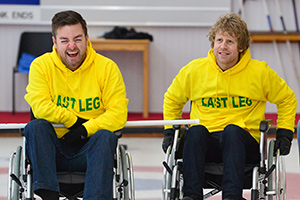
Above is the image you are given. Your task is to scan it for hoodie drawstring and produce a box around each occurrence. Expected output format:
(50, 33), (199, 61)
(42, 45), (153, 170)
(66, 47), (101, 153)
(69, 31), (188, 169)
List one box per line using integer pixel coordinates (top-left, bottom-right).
(227, 70), (231, 109)
(78, 68), (82, 100)
(215, 72), (219, 110)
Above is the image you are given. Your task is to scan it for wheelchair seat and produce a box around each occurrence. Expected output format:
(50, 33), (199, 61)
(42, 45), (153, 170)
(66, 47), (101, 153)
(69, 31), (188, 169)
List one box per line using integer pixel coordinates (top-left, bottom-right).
(57, 172), (86, 199)
(203, 162), (257, 189)
(57, 171), (86, 184)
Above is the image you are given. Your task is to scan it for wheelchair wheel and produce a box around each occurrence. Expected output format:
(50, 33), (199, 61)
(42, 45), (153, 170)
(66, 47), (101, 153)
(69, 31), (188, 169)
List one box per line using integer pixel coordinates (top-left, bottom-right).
(267, 139), (286, 200)
(8, 146), (23, 200)
(170, 161), (183, 200)
(162, 146), (182, 200)
(125, 151), (135, 200)
(162, 146), (173, 200)
(115, 145), (135, 200)
(275, 151), (286, 200)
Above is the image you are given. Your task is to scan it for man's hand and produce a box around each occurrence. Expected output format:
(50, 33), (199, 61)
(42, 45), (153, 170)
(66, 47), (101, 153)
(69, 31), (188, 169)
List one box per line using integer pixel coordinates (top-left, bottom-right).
(69, 117), (88, 130)
(60, 125), (88, 144)
(162, 129), (175, 153)
(275, 128), (293, 155)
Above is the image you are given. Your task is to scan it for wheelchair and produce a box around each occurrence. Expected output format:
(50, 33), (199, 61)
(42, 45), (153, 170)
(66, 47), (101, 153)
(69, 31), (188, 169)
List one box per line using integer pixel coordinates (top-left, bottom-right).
(7, 127), (135, 200)
(162, 120), (287, 200)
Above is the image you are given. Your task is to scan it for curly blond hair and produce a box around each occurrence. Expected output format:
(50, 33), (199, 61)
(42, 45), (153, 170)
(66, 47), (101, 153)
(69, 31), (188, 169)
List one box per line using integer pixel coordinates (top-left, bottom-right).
(208, 13), (252, 51)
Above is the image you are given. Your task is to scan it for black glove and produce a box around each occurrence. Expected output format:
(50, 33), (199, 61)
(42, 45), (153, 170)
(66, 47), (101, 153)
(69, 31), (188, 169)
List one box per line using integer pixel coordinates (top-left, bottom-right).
(60, 125), (88, 144)
(275, 128), (293, 156)
(69, 117), (88, 130)
(162, 129), (175, 153)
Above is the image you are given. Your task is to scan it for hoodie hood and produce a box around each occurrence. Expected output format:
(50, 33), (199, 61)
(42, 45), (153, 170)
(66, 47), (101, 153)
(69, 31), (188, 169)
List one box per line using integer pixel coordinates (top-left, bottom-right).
(207, 48), (251, 76)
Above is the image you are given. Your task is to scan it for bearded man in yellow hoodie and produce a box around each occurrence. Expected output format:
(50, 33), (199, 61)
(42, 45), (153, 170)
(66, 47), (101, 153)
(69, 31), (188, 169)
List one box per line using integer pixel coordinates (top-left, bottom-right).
(24, 10), (128, 200)
(162, 13), (297, 200)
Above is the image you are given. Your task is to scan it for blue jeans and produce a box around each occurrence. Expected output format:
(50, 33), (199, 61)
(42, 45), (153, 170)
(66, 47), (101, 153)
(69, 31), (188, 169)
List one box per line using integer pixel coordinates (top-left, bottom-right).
(24, 119), (118, 200)
(182, 125), (260, 200)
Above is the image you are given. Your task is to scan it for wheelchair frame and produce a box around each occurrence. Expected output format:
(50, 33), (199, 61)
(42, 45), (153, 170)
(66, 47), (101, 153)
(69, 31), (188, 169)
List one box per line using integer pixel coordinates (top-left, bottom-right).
(5, 126), (135, 200)
(162, 120), (287, 200)
(3, 119), (199, 200)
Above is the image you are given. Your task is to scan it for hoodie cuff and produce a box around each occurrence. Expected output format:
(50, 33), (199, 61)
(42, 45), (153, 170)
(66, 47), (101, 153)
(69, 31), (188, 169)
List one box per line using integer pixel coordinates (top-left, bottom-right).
(64, 114), (77, 129)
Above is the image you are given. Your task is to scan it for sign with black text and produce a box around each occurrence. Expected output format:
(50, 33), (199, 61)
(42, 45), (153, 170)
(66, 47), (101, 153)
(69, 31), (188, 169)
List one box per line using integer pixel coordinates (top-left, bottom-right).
(0, 0), (40, 24)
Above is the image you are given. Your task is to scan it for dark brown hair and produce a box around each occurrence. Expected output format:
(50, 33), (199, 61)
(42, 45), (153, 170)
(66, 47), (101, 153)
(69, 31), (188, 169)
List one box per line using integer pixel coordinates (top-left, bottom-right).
(51, 10), (87, 38)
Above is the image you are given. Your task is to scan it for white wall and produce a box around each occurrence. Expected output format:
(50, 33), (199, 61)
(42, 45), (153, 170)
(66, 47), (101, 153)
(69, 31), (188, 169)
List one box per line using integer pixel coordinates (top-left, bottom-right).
(0, 0), (299, 114)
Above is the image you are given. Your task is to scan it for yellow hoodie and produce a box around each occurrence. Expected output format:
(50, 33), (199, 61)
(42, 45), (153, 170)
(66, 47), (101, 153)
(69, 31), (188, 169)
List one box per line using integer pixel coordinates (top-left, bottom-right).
(25, 41), (128, 138)
(164, 49), (297, 142)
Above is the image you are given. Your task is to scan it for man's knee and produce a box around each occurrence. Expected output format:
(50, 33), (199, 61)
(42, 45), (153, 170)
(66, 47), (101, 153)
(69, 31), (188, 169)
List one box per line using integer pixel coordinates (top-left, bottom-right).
(224, 124), (242, 132)
(223, 124), (245, 139)
(185, 125), (209, 144)
(25, 118), (48, 128)
(24, 119), (52, 137)
(222, 124), (250, 148)
(87, 130), (118, 158)
(90, 130), (118, 145)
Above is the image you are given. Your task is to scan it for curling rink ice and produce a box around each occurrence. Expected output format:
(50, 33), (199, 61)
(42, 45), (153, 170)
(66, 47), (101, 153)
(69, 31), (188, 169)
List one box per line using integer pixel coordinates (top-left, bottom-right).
(0, 137), (299, 200)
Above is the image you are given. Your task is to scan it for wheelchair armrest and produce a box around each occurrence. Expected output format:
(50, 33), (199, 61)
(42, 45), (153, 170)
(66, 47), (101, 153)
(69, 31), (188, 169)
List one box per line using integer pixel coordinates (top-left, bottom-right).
(259, 120), (273, 132)
(114, 129), (123, 138)
(19, 130), (25, 137)
(172, 124), (181, 130)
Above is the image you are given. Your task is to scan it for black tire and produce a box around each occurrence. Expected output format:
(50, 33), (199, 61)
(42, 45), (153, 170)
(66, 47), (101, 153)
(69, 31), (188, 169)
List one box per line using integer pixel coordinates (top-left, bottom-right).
(8, 146), (22, 200)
